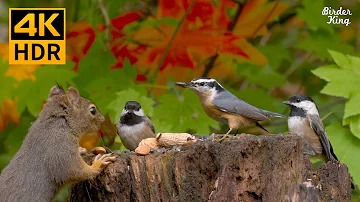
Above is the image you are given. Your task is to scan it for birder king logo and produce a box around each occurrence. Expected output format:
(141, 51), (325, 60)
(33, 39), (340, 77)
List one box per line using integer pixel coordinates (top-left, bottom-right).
(322, 7), (351, 26)
(8, 8), (66, 64)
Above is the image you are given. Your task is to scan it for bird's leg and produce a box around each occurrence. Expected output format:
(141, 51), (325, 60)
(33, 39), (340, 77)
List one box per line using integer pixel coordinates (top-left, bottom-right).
(234, 130), (239, 136)
(224, 128), (233, 138)
(213, 128), (233, 142)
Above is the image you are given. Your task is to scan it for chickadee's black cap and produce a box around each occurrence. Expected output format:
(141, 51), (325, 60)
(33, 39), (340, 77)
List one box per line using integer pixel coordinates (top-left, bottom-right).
(125, 101), (142, 111)
(287, 94), (314, 103)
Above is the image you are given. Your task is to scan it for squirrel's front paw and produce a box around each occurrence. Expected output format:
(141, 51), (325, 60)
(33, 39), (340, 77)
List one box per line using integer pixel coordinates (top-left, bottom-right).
(79, 147), (88, 155)
(92, 154), (116, 170)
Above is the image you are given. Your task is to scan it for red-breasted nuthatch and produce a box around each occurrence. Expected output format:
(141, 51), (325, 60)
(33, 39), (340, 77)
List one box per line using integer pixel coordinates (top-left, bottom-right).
(117, 101), (155, 150)
(175, 77), (284, 134)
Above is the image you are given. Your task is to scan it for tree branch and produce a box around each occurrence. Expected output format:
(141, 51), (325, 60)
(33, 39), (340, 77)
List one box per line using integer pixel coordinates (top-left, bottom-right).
(251, 0), (280, 37)
(201, 2), (245, 77)
(98, 0), (111, 48)
(229, 3), (244, 32)
(151, 0), (198, 81)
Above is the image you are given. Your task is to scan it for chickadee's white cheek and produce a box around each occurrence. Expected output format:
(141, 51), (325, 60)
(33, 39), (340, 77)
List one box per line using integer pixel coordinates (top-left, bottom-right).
(120, 109), (127, 116)
(292, 101), (319, 115)
(134, 109), (145, 117)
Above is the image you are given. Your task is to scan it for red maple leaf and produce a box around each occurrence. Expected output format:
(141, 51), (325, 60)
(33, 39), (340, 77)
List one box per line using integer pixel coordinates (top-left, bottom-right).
(66, 22), (96, 71)
(158, 0), (236, 29)
(109, 12), (147, 68)
(66, 13), (148, 81)
(133, 0), (249, 71)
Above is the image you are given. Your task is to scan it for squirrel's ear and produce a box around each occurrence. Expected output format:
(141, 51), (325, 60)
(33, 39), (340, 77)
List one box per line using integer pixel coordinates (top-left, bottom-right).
(48, 85), (65, 99)
(67, 87), (80, 106)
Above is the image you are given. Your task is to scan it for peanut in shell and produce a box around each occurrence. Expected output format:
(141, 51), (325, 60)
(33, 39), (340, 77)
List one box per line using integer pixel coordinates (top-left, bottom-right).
(156, 133), (197, 147)
(135, 144), (151, 155)
(138, 138), (159, 149)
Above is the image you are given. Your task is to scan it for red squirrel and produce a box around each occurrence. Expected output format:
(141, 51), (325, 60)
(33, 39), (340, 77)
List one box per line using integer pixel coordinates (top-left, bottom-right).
(0, 85), (116, 202)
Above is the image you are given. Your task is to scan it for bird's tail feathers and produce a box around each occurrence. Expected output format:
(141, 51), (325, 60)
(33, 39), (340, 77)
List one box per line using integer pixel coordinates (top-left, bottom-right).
(260, 109), (285, 118)
(351, 178), (356, 189)
(255, 122), (269, 133)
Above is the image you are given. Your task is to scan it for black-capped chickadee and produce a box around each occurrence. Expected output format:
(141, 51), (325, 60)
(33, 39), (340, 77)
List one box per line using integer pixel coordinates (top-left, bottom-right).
(117, 101), (156, 151)
(283, 94), (337, 161)
(283, 94), (355, 189)
(175, 77), (284, 134)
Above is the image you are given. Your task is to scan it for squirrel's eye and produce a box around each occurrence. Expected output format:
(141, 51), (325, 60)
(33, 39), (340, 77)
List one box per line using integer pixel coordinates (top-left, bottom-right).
(89, 107), (97, 115)
(296, 98), (301, 102)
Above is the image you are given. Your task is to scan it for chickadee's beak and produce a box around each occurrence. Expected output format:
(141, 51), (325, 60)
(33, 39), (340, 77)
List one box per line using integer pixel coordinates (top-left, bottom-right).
(123, 109), (133, 114)
(175, 82), (191, 88)
(282, 101), (291, 105)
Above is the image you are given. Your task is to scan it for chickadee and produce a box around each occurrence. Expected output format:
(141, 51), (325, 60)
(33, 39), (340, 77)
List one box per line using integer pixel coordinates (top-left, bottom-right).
(282, 94), (337, 161)
(175, 77), (284, 134)
(117, 101), (156, 151)
(283, 94), (355, 189)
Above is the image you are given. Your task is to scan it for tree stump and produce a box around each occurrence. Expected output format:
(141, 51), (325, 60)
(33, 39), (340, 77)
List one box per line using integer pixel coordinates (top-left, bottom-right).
(69, 134), (353, 202)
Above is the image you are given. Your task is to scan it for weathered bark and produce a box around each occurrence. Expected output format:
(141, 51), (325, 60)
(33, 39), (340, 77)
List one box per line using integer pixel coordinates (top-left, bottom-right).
(69, 134), (353, 202)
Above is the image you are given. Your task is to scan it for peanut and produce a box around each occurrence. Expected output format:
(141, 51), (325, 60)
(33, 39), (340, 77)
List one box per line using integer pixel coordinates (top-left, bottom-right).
(156, 133), (197, 147)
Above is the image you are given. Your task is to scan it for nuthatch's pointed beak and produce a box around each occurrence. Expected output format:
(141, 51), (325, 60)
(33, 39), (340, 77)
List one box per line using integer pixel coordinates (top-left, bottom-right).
(175, 82), (191, 88)
(282, 101), (291, 105)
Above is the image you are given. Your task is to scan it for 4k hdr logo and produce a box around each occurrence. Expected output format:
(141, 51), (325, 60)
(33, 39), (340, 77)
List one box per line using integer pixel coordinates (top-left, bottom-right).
(9, 8), (66, 64)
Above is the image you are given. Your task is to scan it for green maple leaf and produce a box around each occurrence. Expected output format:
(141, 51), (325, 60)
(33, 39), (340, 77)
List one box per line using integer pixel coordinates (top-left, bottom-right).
(0, 58), (17, 103)
(16, 61), (77, 116)
(296, 0), (333, 32)
(312, 50), (360, 139)
(257, 44), (291, 70)
(326, 123), (360, 187)
(75, 38), (117, 88)
(236, 63), (286, 90)
(150, 118), (173, 134)
(74, 38), (138, 115)
(82, 58), (137, 114)
(344, 94), (360, 119)
(296, 31), (354, 61)
(153, 90), (219, 135)
(3, 115), (34, 155)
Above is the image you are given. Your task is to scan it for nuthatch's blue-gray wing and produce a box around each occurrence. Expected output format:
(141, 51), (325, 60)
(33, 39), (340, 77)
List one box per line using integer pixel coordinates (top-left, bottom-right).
(213, 91), (270, 121)
(307, 114), (338, 162)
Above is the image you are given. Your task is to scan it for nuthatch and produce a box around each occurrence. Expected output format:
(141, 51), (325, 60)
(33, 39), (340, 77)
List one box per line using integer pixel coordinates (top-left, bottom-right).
(117, 101), (155, 151)
(283, 94), (355, 189)
(175, 77), (284, 134)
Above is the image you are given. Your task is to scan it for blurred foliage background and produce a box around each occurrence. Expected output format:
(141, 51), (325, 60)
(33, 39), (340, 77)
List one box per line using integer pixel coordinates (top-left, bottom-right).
(0, 0), (360, 201)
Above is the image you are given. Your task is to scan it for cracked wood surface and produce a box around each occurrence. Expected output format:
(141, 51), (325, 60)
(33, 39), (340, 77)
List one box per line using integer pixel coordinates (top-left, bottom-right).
(69, 134), (353, 202)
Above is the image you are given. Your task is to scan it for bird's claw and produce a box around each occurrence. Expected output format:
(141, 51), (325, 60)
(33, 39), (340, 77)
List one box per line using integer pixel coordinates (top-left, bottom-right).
(212, 134), (231, 142)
